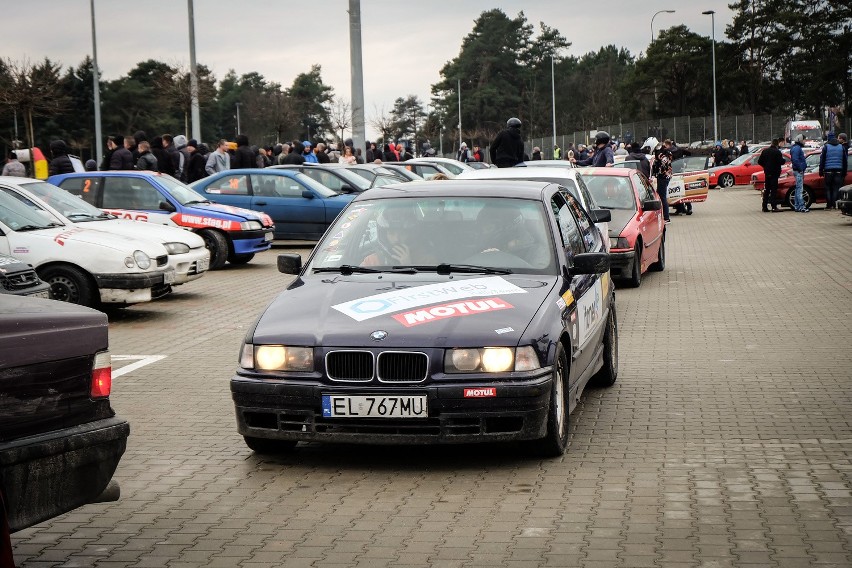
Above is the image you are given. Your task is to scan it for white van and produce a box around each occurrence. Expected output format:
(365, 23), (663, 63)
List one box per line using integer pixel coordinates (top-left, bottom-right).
(785, 120), (823, 147)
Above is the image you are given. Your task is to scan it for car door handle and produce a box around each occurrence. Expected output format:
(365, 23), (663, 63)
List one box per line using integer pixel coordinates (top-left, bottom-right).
(255, 201), (267, 206)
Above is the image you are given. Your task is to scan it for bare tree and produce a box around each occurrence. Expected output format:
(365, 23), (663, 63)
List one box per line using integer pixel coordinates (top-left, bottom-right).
(153, 61), (217, 136)
(0, 57), (68, 148)
(242, 84), (298, 145)
(328, 96), (352, 143)
(369, 104), (396, 144)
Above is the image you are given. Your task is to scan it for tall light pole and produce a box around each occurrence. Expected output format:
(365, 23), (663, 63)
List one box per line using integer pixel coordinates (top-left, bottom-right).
(650, 10), (675, 110)
(348, 1), (366, 155)
(89, 0), (103, 164)
(235, 102), (241, 136)
(187, 0), (201, 141)
(551, 55), (557, 153)
(457, 79), (462, 150)
(703, 10), (718, 143)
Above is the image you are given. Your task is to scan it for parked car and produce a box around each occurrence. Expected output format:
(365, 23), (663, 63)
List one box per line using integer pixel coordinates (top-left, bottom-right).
(577, 167), (665, 287)
(1, 294), (129, 535)
(466, 162), (495, 170)
(48, 172), (274, 270)
(457, 166), (612, 250)
(1, 178), (209, 285)
(0, 188), (173, 307)
(516, 159), (575, 169)
(708, 149), (790, 188)
(406, 157), (476, 176)
(374, 164), (428, 182)
(750, 149), (818, 192)
(382, 161), (456, 180)
(231, 180), (616, 457)
(0, 253), (51, 298)
(190, 169), (355, 241)
(270, 164), (373, 194)
(774, 150), (852, 209)
(838, 184), (852, 216)
(343, 163), (422, 185)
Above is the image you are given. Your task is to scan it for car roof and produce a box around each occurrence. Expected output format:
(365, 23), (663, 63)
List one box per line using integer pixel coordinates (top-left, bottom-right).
(217, 168), (297, 176)
(574, 167), (633, 177)
(50, 171), (165, 178)
(352, 179), (555, 201)
(458, 167), (580, 181)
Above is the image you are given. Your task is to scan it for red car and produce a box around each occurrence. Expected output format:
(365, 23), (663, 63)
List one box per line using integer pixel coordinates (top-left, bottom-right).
(709, 148), (790, 188)
(577, 168), (665, 287)
(751, 149), (817, 192)
(775, 148), (852, 209)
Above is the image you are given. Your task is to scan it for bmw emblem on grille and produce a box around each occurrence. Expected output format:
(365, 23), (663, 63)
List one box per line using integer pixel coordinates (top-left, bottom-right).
(370, 330), (388, 341)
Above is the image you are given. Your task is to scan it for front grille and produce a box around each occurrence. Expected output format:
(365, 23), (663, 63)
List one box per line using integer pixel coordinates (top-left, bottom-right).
(156, 255), (168, 267)
(377, 352), (428, 382)
(326, 351), (373, 381)
(1, 270), (40, 291)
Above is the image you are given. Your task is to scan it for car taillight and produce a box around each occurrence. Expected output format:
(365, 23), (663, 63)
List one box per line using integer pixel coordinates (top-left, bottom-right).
(91, 351), (112, 398)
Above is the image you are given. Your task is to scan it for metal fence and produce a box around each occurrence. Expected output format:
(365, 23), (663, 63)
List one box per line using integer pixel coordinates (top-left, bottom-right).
(524, 114), (852, 160)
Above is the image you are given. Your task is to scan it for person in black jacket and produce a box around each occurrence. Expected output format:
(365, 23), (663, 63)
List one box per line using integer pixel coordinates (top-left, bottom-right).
(626, 142), (651, 178)
(99, 136), (119, 171)
(109, 137), (135, 170)
(233, 135), (257, 169)
(48, 140), (75, 175)
(151, 137), (174, 177)
(187, 140), (209, 182)
(489, 118), (525, 168)
(757, 138), (785, 212)
(712, 142), (728, 167)
(281, 141), (306, 165)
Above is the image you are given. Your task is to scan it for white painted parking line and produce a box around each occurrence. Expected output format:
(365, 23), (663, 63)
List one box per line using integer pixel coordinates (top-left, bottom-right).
(112, 355), (167, 378)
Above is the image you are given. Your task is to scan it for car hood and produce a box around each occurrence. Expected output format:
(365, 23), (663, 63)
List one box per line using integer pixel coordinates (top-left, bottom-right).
(606, 209), (637, 237)
(20, 225), (166, 255)
(184, 202), (271, 224)
(85, 219), (205, 247)
(252, 274), (557, 348)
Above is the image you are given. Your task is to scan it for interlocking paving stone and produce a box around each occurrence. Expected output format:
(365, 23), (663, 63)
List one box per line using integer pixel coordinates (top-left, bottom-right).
(11, 187), (852, 567)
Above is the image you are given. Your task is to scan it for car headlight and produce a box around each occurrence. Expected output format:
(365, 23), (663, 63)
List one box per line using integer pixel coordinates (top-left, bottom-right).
(164, 242), (190, 255)
(240, 221), (262, 231)
(609, 237), (630, 250)
(133, 250), (151, 269)
(444, 347), (540, 373)
(240, 344), (314, 372)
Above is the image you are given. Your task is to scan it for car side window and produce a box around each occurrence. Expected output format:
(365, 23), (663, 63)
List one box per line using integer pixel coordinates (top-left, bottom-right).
(562, 190), (601, 252)
(575, 175), (598, 210)
(638, 175), (656, 201)
(101, 177), (163, 210)
(203, 174), (249, 195)
(250, 175), (306, 198)
(550, 192), (585, 259)
(58, 177), (102, 206)
(303, 169), (343, 191)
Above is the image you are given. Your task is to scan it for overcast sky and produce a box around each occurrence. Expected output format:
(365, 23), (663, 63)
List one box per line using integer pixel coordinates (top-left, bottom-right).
(5, 1), (735, 140)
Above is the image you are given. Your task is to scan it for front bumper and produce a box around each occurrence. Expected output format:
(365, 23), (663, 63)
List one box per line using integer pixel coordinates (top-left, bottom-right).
(94, 269), (174, 304)
(0, 416), (129, 532)
(608, 249), (635, 279)
(230, 373), (552, 445)
(169, 247), (210, 285)
(230, 228), (274, 255)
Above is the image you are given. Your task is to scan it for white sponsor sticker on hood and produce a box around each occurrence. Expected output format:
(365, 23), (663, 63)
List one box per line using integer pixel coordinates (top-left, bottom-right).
(332, 276), (528, 322)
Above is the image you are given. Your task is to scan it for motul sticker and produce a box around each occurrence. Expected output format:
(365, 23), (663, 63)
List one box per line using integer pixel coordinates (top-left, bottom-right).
(392, 297), (513, 327)
(464, 388), (496, 398)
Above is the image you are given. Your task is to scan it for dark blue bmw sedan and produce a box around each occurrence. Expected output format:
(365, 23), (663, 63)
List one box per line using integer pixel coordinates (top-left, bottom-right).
(231, 180), (617, 457)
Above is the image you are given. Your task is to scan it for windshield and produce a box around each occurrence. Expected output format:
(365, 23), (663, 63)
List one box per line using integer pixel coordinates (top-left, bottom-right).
(728, 153), (752, 166)
(291, 172), (341, 198)
(156, 174), (211, 205)
(0, 188), (65, 231)
(309, 197), (556, 274)
(672, 157), (709, 173)
(333, 169), (372, 191)
(583, 176), (636, 211)
(22, 181), (111, 221)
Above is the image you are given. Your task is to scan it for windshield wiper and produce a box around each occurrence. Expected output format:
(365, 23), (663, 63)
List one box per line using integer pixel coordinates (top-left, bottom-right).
(400, 263), (513, 275)
(65, 213), (99, 221)
(313, 265), (418, 275)
(184, 199), (211, 205)
(16, 223), (62, 231)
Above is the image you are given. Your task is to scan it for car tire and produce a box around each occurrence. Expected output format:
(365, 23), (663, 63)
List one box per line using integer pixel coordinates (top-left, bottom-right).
(626, 242), (642, 288)
(802, 186), (813, 209)
(649, 233), (665, 272)
(243, 436), (297, 454)
(719, 173), (735, 188)
(531, 343), (569, 458)
(38, 265), (96, 306)
(785, 188), (796, 209)
(592, 305), (619, 387)
(228, 253), (255, 265)
(199, 229), (229, 270)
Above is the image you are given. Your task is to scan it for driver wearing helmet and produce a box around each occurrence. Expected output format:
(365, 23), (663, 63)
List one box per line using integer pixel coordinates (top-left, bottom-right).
(573, 131), (614, 167)
(475, 202), (547, 266)
(361, 204), (426, 266)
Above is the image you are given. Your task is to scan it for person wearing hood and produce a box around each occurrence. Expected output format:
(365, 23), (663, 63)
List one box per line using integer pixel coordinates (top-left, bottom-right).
(456, 142), (471, 163)
(48, 140), (76, 175)
(790, 134), (809, 212)
(187, 140), (209, 182)
(282, 141), (306, 165)
(366, 142), (380, 163)
(489, 117), (525, 168)
(173, 135), (192, 181)
(421, 141), (437, 158)
(626, 142), (651, 179)
(232, 134), (256, 169)
(151, 137), (175, 177)
(302, 141), (318, 163)
(712, 141), (729, 167)
(381, 143), (397, 162)
(819, 132), (848, 210)
(162, 134), (181, 175)
(109, 137), (135, 170)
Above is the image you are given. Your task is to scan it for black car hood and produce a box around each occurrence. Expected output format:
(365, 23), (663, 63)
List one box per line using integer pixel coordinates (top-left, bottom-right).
(607, 209), (637, 237)
(253, 274), (557, 348)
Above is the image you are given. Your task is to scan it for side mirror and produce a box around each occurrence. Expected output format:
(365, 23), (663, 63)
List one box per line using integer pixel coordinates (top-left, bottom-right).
(277, 254), (302, 274)
(570, 252), (610, 275)
(591, 209), (611, 223)
(159, 201), (176, 212)
(642, 199), (662, 211)
(339, 185), (355, 194)
(301, 190), (315, 199)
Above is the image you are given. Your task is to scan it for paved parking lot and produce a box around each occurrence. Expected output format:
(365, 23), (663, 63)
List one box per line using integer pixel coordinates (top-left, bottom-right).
(11, 186), (852, 568)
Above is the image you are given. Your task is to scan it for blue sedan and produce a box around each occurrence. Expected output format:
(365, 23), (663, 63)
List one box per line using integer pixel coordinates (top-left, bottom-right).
(191, 169), (355, 240)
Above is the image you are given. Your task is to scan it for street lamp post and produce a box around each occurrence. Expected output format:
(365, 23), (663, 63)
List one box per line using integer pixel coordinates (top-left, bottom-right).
(702, 10), (718, 143)
(89, 0), (103, 164)
(551, 55), (557, 154)
(650, 10), (675, 110)
(235, 102), (241, 136)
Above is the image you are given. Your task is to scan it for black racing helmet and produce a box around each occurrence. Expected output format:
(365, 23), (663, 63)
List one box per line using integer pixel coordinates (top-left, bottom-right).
(594, 131), (611, 146)
(507, 117), (522, 128)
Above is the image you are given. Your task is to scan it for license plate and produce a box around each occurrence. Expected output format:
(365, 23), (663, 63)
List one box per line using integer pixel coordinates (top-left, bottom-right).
(163, 270), (176, 285)
(196, 257), (209, 272)
(27, 289), (51, 299)
(264, 231), (273, 242)
(321, 394), (428, 418)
